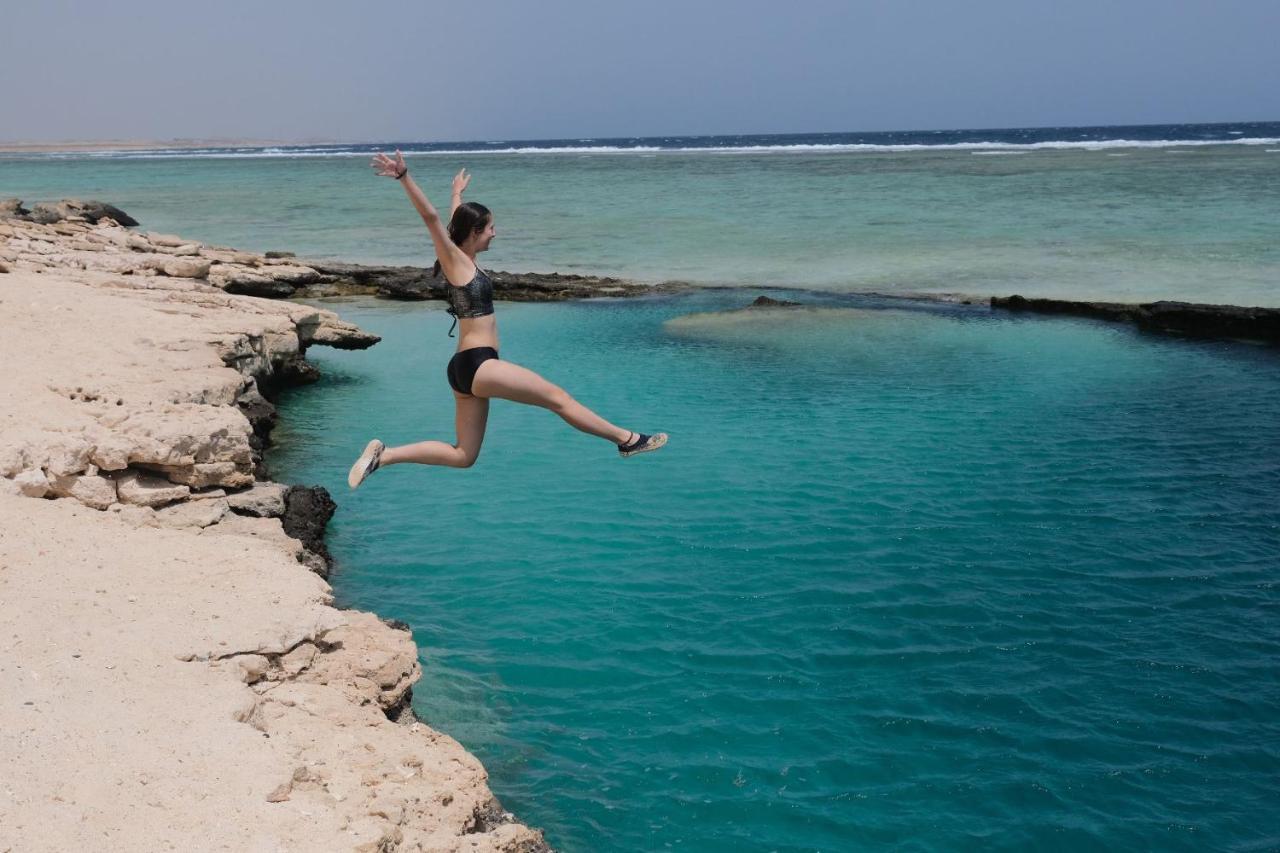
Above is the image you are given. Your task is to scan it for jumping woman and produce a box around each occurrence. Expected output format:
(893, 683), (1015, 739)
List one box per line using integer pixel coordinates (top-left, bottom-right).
(348, 150), (667, 488)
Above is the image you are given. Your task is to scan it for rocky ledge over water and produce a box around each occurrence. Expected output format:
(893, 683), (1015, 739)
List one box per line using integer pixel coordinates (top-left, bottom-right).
(0, 200), (549, 850)
(1, 196), (675, 304)
(992, 294), (1280, 345)
(299, 259), (676, 301)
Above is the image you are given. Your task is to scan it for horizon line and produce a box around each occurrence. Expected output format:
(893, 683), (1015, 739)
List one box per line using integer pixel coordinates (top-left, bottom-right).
(2, 118), (1278, 154)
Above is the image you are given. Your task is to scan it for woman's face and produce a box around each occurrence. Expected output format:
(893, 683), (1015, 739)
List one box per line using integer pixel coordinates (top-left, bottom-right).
(474, 218), (496, 252)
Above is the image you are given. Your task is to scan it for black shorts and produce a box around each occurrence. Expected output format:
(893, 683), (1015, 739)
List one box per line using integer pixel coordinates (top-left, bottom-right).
(446, 346), (499, 395)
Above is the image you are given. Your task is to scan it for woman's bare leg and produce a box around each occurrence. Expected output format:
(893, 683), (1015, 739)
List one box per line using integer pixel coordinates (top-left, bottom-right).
(380, 392), (490, 468)
(470, 359), (632, 444)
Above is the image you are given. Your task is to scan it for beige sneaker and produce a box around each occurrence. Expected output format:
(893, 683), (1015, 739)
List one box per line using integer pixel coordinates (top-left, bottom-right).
(348, 439), (385, 488)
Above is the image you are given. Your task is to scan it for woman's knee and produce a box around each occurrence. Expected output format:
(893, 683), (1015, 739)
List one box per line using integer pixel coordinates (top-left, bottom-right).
(545, 386), (573, 412)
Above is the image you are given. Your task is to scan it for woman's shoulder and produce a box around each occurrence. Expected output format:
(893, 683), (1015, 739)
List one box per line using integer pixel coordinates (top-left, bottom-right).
(444, 261), (481, 288)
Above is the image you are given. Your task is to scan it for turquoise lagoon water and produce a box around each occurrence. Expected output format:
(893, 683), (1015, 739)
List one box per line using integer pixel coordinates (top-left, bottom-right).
(267, 291), (1280, 851)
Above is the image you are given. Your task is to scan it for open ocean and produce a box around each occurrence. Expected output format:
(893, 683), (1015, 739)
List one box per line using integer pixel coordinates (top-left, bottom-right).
(6, 124), (1280, 849)
(3, 121), (1279, 305)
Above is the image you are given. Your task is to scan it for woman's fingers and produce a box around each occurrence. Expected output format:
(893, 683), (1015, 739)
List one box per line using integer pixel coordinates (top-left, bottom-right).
(370, 152), (400, 176)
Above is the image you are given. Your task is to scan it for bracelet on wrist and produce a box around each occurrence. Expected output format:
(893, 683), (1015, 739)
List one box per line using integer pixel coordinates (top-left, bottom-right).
(395, 168), (408, 180)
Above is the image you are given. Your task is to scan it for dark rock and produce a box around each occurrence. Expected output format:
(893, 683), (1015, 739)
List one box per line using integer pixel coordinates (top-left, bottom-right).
(264, 250), (296, 259)
(298, 325), (381, 351)
(27, 204), (64, 225)
(465, 796), (551, 849)
(223, 278), (297, 299)
(235, 384), (278, 471)
(1142, 300), (1280, 342)
(462, 797), (551, 850)
(304, 261), (437, 299)
(279, 358), (321, 385)
(0, 198), (30, 219)
(991, 295), (1280, 345)
(281, 485), (336, 569)
(297, 549), (329, 577)
(76, 200), (139, 226)
(381, 617), (412, 633)
(384, 686), (415, 723)
(261, 265), (319, 286)
(27, 199), (138, 226)
(991, 295), (1141, 323)
(748, 295), (801, 308)
(299, 259), (677, 302)
(489, 269), (656, 302)
(236, 389), (277, 438)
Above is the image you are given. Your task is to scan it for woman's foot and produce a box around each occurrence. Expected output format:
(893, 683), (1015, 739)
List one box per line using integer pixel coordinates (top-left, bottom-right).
(618, 432), (668, 458)
(348, 439), (385, 488)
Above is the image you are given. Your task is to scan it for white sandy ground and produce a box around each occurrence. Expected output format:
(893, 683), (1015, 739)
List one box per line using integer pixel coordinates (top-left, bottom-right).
(0, 218), (546, 852)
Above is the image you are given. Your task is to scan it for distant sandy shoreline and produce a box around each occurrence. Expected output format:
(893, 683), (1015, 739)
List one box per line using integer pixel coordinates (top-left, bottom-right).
(0, 138), (348, 154)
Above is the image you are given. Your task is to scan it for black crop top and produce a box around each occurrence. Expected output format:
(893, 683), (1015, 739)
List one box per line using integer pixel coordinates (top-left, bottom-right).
(444, 267), (495, 336)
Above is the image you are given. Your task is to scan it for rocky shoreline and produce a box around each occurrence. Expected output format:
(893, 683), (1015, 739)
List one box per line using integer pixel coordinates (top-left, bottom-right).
(990, 294), (1280, 345)
(0, 201), (552, 850)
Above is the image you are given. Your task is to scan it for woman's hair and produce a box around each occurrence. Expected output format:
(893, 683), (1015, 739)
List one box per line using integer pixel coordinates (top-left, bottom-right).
(433, 202), (492, 278)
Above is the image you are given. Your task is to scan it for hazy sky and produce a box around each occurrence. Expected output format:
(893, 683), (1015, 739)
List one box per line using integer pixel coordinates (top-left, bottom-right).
(3, 0), (1277, 143)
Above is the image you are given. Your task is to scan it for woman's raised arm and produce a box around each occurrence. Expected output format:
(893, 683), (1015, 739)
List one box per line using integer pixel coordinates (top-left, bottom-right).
(372, 150), (471, 283)
(450, 167), (471, 220)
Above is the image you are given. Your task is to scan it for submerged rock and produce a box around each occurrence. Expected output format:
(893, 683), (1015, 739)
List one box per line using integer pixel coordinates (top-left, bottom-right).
(748, 295), (802, 308)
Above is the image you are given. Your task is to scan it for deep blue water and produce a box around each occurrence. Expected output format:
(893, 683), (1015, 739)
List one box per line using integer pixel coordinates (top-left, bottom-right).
(268, 290), (1280, 851)
(12, 120), (1280, 156)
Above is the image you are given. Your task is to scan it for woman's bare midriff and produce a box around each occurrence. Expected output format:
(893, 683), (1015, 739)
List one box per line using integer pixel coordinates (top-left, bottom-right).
(455, 314), (499, 352)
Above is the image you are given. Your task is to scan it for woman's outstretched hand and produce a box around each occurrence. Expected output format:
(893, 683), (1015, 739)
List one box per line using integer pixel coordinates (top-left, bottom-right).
(371, 150), (407, 179)
(452, 167), (472, 195)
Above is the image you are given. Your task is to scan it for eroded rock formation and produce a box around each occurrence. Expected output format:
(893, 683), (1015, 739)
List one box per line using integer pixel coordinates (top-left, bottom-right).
(0, 204), (549, 851)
